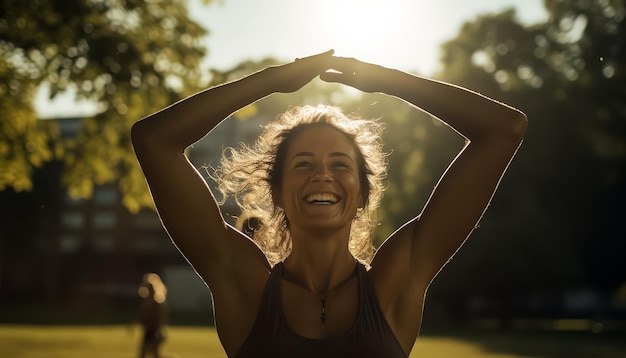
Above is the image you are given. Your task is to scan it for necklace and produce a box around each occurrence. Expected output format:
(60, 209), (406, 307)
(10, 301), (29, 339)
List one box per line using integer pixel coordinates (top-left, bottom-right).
(282, 263), (359, 324)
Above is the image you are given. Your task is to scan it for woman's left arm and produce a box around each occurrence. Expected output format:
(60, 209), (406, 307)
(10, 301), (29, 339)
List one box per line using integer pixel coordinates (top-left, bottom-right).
(376, 64), (527, 279)
(321, 57), (527, 328)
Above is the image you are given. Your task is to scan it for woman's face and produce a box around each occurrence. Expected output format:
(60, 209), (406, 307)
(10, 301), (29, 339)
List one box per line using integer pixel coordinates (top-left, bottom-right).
(274, 126), (363, 235)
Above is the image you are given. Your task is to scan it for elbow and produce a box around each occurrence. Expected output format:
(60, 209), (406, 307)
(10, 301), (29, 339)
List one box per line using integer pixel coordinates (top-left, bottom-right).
(130, 120), (149, 154)
(499, 109), (527, 144)
(472, 109), (528, 148)
(511, 110), (528, 140)
(469, 109), (528, 145)
(131, 118), (187, 160)
(131, 119), (162, 158)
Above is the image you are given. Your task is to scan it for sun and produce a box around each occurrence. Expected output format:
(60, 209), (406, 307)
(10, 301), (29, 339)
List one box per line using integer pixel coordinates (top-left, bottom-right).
(320, 0), (422, 67)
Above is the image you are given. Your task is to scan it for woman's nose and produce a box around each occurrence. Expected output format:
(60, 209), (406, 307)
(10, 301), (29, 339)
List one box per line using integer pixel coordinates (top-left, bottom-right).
(312, 165), (332, 182)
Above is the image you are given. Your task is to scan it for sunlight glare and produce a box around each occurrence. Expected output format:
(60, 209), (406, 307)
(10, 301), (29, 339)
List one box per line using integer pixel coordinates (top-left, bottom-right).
(321, 0), (423, 66)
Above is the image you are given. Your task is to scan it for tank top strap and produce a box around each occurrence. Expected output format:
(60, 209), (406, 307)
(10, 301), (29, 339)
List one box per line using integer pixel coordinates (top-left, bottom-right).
(354, 263), (404, 352)
(236, 262), (406, 358)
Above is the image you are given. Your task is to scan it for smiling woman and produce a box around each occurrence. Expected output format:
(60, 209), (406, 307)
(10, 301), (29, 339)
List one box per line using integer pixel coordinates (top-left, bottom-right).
(131, 50), (527, 357)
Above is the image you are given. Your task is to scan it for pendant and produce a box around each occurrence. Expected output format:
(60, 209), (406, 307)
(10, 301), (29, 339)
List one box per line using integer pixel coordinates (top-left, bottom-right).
(320, 299), (327, 323)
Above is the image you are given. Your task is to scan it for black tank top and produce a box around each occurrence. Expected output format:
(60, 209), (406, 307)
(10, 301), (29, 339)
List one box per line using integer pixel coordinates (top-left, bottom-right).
(235, 262), (406, 358)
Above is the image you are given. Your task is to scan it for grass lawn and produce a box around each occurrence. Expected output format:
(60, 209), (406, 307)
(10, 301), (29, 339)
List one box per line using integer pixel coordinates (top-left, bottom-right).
(0, 325), (624, 358)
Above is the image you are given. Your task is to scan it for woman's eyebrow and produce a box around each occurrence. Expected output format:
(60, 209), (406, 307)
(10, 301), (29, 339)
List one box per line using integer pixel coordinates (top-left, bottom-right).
(288, 152), (314, 164)
(293, 152), (315, 158)
(329, 152), (354, 160)
(291, 151), (354, 160)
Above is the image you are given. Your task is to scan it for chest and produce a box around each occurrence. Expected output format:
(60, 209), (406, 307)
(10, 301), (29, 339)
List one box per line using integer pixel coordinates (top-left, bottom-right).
(234, 267), (408, 358)
(281, 278), (360, 339)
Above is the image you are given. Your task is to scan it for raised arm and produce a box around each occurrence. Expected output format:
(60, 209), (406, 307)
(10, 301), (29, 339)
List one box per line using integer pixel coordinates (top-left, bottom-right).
(131, 51), (335, 286)
(323, 56), (526, 277)
(321, 57), (527, 348)
(132, 51), (337, 354)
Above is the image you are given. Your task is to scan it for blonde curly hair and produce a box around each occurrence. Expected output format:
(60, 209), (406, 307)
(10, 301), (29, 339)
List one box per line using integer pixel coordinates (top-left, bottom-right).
(214, 104), (387, 266)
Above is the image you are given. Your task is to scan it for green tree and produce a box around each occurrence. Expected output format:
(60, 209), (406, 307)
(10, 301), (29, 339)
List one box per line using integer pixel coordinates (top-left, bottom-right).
(0, 0), (212, 213)
(425, 0), (625, 319)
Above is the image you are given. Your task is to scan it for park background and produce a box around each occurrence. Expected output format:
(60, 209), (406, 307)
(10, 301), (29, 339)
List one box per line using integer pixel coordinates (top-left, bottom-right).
(1, 0), (625, 356)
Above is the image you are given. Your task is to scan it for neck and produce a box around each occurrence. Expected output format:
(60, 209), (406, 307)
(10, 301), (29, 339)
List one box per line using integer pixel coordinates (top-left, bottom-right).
(283, 227), (356, 297)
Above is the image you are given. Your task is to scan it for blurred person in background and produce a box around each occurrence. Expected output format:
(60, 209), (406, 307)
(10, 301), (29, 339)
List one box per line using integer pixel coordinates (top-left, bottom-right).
(136, 273), (168, 358)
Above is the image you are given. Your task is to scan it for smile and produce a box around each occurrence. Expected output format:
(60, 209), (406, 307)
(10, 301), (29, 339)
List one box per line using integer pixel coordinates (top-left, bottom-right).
(305, 193), (339, 204)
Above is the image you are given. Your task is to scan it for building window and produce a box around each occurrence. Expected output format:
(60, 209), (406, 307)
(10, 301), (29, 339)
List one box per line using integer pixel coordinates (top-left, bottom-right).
(93, 235), (115, 252)
(64, 195), (85, 207)
(136, 235), (168, 252)
(134, 210), (161, 229)
(61, 211), (84, 229)
(60, 234), (81, 252)
(93, 211), (116, 229)
(94, 187), (118, 206)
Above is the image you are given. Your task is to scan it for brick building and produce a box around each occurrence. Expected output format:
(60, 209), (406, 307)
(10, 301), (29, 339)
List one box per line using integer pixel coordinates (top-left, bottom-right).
(0, 115), (265, 318)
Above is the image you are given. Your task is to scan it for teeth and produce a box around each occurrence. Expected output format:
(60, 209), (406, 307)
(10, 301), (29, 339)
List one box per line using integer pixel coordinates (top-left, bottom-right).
(306, 193), (338, 204)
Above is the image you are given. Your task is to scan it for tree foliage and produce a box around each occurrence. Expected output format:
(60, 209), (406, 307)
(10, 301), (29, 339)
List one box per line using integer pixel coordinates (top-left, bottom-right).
(2, 0), (624, 308)
(0, 0), (211, 212)
(429, 0), (626, 305)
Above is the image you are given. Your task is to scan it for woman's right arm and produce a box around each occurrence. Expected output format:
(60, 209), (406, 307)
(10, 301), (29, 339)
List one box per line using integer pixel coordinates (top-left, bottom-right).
(131, 71), (270, 287)
(131, 51), (334, 287)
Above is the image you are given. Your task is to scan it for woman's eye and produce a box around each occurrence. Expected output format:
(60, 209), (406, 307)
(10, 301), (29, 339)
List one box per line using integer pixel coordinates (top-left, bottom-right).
(332, 161), (349, 169)
(294, 161), (312, 168)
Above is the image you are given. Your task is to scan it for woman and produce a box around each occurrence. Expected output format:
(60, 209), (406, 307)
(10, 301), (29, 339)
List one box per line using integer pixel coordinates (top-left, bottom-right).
(136, 273), (168, 358)
(131, 50), (527, 357)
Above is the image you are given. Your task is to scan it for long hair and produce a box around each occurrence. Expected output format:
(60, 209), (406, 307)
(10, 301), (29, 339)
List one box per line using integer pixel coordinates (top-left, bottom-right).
(214, 104), (387, 266)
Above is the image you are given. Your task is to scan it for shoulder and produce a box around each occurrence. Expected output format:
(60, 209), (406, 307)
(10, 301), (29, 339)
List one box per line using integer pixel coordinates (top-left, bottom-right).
(211, 257), (273, 356)
(367, 222), (431, 345)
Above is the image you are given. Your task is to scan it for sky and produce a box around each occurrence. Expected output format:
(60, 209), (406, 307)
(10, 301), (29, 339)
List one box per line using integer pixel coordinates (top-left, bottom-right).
(36, 0), (548, 117)
(190, 0), (548, 74)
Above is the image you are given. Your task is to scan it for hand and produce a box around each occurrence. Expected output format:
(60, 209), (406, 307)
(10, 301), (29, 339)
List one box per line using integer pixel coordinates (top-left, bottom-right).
(266, 50), (335, 93)
(320, 56), (395, 93)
